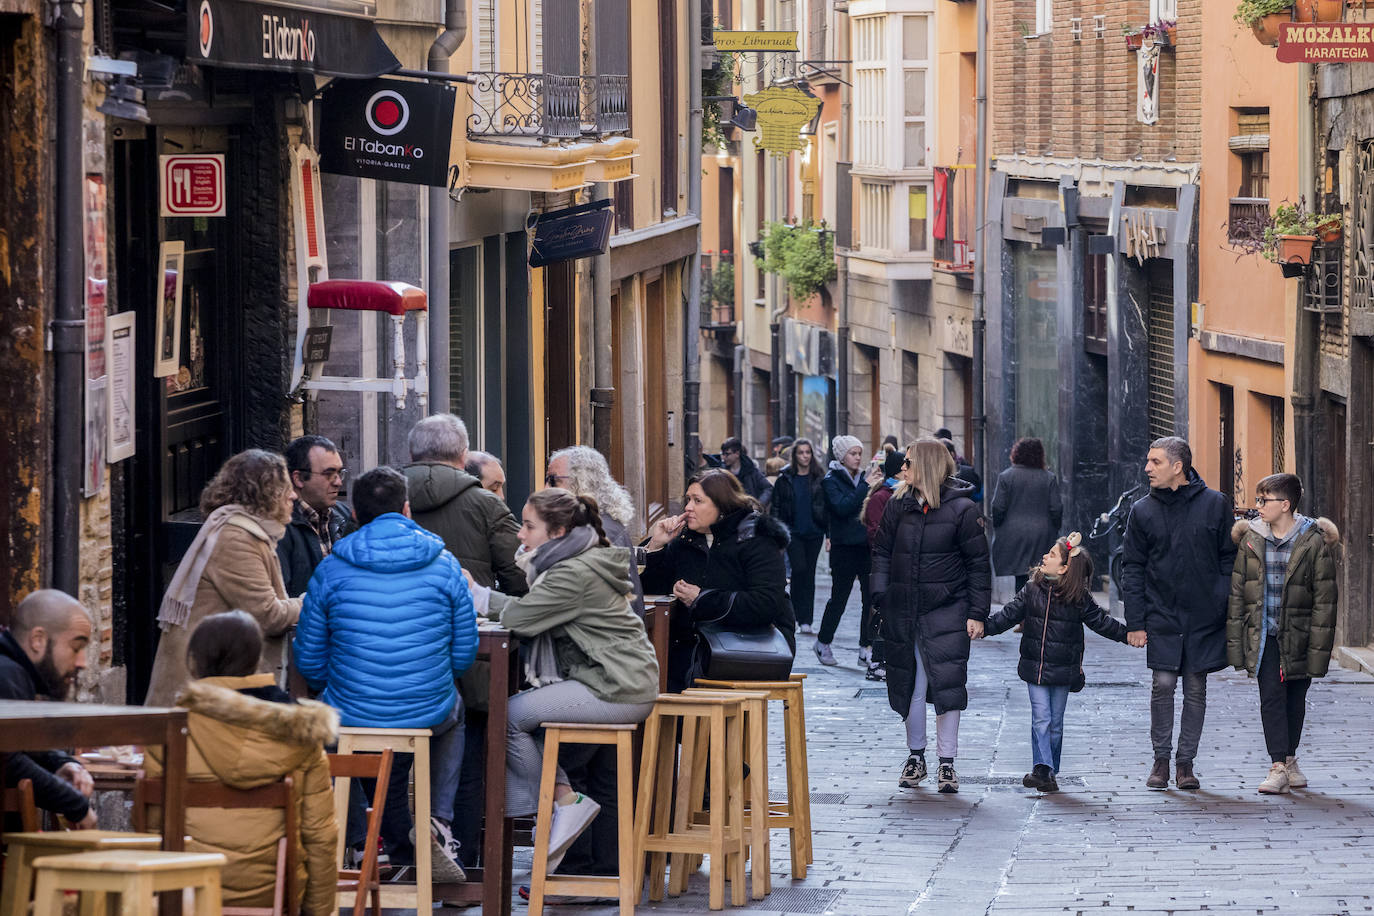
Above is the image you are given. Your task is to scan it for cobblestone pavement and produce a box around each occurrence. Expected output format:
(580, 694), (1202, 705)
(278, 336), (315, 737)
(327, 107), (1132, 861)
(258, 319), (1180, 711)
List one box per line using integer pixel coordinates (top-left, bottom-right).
(517, 562), (1374, 916)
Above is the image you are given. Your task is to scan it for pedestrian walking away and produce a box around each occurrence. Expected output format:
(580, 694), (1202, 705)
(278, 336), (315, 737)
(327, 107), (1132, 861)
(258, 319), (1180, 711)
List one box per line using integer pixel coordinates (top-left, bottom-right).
(990, 437), (1063, 594)
(1228, 472), (1341, 795)
(816, 435), (885, 667)
(770, 437), (829, 635)
(871, 439), (991, 794)
(1122, 436), (1237, 791)
(465, 488), (658, 873)
(982, 534), (1133, 792)
(641, 468), (794, 691)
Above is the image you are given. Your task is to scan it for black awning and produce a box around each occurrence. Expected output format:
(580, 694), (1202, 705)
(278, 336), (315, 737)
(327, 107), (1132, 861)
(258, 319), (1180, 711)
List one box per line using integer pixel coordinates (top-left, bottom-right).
(187, 0), (399, 78)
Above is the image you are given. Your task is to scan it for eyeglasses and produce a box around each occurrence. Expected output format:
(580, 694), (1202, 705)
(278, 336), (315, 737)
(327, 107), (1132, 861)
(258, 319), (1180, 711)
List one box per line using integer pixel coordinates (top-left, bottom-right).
(546, 473), (572, 488)
(295, 467), (346, 482)
(1255, 496), (1286, 506)
(902, 458), (911, 468)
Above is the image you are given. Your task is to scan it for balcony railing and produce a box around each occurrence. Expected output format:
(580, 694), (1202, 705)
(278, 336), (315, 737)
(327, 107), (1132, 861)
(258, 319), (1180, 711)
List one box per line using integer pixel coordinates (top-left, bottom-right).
(934, 166), (974, 269)
(466, 72), (581, 140)
(1228, 197), (1270, 244)
(580, 75), (630, 135)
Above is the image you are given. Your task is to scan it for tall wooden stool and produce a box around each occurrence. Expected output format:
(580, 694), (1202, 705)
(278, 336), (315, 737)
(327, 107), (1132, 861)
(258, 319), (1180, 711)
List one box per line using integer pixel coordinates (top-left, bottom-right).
(333, 726), (433, 913)
(694, 674), (814, 875)
(683, 689), (771, 900)
(527, 723), (638, 916)
(633, 695), (746, 911)
(29, 850), (225, 916)
(2, 832), (162, 916)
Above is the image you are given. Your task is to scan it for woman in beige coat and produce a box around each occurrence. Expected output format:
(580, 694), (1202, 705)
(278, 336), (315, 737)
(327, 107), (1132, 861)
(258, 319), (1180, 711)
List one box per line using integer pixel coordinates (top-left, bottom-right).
(145, 449), (302, 705)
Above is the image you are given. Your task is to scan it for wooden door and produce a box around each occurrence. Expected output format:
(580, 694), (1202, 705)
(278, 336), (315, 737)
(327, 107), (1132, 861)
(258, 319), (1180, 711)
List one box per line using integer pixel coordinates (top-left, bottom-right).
(644, 278), (669, 519)
(544, 260), (577, 452)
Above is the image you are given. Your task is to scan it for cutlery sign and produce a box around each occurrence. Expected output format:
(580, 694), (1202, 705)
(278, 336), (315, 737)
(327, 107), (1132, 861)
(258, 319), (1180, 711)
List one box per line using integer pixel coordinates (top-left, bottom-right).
(160, 154), (226, 217)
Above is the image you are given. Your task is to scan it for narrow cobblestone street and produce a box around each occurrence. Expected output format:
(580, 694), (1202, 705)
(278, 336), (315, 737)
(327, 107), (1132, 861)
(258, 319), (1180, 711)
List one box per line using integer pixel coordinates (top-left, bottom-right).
(541, 563), (1374, 916)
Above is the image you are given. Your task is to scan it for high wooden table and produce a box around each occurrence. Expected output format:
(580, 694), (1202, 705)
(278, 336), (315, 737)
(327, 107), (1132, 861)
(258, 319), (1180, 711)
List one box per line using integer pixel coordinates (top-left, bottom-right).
(643, 595), (680, 692)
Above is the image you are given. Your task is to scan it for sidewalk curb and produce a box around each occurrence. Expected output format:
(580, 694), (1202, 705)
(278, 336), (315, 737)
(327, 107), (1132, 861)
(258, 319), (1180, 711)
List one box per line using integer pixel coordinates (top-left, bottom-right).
(1335, 644), (1374, 677)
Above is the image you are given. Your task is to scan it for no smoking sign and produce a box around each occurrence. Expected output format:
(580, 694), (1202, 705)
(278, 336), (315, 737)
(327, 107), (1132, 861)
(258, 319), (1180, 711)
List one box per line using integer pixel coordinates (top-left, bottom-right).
(160, 154), (226, 217)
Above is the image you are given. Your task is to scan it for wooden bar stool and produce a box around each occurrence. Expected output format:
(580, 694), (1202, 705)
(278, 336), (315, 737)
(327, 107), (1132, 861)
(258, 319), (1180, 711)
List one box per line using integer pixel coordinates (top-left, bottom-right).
(633, 695), (746, 911)
(333, 726), (432, 914)
(2, 831), (162, 916)
(29, 850), (225, 916)
(683, 689), (771, 900)
(694, 675), (814, 875)
(527, 723), (638, 916)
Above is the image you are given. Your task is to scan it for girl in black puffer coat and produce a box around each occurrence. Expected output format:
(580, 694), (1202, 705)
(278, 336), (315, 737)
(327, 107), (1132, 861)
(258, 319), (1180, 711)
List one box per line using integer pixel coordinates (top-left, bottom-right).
(871, 439), (991, 794)
(983, 533), (1133, 792)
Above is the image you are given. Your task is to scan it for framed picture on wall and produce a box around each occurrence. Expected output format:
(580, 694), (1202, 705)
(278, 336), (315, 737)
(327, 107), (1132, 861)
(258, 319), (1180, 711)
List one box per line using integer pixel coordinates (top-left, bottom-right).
(154, 241), (184, 378)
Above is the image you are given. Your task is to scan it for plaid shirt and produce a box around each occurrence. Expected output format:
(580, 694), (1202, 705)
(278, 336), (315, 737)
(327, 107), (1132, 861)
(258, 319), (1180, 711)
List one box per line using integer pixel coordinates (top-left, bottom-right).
(1259, 516), (1311, 661)
(301, 501), (334, 557)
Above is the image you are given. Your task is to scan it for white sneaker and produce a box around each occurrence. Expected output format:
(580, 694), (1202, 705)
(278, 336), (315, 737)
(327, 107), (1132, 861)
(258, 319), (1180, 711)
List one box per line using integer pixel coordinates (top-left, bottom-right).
(858, 646), (872, 666)
(1285, 756), (1308, 788)
(546, 794), (601, 874)
(428, 817), (467, 882)
(813, 640), (837, 666)
(798, 624), (815, 636)
(1258, 762), (1290, 795)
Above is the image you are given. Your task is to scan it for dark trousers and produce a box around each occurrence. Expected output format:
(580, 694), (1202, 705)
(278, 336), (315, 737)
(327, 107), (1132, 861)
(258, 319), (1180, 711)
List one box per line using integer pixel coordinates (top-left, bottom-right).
(1258, 643), (1312, 763)
(818, 543), (872, 646)
(787, 534), (824, 626)
(1150, 668), (1208, 764)
(346, 754), (416, 866)
(553, 743), (622, 874)
(452, 711), (487, 868)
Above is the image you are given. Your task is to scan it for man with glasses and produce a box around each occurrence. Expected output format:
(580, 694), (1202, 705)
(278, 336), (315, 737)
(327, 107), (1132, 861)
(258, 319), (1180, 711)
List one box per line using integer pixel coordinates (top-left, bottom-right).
(720, 436), (773, 504)
(1121, 435), (1237, 791)
(278, 434), (354, 597)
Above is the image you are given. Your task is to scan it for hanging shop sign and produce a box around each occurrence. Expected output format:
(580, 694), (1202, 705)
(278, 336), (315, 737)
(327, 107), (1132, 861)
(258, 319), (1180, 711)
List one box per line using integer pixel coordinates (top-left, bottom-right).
(1277, 23), (1374, 62)
(160, 154), (225, 217)
(318, 78), (456, 187)
(712, 30), (799, 52)
(187, 0), (400, 77)
(529, 200), (614, 267)
(743, 87), (822, 156)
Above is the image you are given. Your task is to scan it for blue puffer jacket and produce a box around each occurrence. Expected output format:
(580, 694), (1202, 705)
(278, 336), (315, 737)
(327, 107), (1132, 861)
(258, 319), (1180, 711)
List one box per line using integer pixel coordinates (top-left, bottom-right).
(293, 513), (478, 728)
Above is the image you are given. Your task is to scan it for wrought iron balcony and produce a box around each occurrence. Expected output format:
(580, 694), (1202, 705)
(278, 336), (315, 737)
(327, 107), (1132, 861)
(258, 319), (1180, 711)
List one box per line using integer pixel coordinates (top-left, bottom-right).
(580, 75), (630, 135)
(466, 72), (581, 140)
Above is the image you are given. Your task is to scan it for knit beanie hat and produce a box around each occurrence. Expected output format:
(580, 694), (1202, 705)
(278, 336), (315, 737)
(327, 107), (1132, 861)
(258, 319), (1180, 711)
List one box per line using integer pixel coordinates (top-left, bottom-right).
(882, 449), (906, 479)
(831, 435), (862, 461)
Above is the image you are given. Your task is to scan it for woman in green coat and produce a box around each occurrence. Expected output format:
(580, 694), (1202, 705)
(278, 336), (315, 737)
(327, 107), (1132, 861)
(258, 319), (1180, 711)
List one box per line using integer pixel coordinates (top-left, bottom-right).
(465, 487), (658, 869)
(1228, 473), (1340, 794)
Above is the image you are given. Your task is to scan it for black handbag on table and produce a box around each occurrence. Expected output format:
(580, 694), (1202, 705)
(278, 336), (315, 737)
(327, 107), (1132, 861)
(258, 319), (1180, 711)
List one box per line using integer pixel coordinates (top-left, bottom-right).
(695, 621), (795, 681)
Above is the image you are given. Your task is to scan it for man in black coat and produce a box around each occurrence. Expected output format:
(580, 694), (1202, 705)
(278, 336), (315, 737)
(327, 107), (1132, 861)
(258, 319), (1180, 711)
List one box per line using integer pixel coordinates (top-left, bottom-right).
(1, 590), (98, 828)
(720, 437), (773, 506)
(277, 434), (354, 597)
(1122, 436), (1237, 791)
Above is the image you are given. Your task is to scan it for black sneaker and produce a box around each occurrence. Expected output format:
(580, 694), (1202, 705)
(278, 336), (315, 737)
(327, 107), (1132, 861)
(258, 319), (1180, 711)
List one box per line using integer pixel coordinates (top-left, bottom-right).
(898, 754), (927, 788)
(865, 662), (887, 681)
(937, 763), (959, 793)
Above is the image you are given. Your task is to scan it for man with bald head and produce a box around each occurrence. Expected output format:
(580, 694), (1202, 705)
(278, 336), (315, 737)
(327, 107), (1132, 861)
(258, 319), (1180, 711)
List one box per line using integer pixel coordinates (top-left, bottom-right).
(464, 450), (506, 501)
(1, 590), (98, 827)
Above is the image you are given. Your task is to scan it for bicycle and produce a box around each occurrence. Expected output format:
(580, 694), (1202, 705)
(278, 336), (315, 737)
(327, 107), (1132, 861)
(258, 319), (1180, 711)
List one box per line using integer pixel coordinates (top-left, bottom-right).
(1088, 484), (1142, 593)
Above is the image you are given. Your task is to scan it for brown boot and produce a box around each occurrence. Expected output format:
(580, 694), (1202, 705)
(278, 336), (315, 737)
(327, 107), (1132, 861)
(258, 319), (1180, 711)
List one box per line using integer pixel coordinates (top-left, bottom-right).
(1175, 760), (1200, 790)
(1147, 757), (1170, 789)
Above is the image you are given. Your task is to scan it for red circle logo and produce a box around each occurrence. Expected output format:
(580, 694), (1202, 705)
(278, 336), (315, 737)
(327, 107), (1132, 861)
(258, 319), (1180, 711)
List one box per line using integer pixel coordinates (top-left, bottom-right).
(365, 89), (409, 136)
(197, 0), (214, 56)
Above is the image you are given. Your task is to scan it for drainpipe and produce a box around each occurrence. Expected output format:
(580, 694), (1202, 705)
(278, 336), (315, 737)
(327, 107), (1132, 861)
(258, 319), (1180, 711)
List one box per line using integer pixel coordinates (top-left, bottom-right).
(685, 0), (703, 472)
(592, 183), (614, 456)
(52, 0), (85, 595)
(971, 0), (989, 489)
(1292, 62), (1317, 490)
(426, 0), (466, 413)
(836, 4), (851, 437)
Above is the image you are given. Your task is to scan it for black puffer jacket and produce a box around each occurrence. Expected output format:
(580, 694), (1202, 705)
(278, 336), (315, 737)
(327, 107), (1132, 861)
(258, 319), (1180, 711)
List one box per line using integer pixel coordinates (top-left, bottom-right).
(770, 467), (827, 535)
(823, 464), (870, 547)
(985, 579), (1127, 686)
(871, 479), (992, 716)
(1121, 469), (1236, 674)
(642, 509), (795, 691)
(731, 455), (774, 506)
(276, 500), (355, 597)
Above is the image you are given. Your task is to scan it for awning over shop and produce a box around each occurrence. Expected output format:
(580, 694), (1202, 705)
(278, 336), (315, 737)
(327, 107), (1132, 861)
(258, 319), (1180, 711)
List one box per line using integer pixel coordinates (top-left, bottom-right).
(187, 0), (399, 78)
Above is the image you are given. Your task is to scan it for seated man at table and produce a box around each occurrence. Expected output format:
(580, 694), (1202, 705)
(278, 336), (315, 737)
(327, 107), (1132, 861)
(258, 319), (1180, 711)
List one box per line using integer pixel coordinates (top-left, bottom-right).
(293, 466), (478, 883)
(0, 589), (97, 829)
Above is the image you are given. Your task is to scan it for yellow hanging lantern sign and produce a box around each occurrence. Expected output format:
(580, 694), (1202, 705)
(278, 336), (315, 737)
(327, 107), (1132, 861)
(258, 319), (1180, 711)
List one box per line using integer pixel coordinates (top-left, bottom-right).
(742, 87), (821, 156)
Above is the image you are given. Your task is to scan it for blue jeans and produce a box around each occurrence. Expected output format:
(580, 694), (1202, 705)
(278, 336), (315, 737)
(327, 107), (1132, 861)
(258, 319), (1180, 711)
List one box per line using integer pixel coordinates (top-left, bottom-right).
(1027, 684), (1070, 773)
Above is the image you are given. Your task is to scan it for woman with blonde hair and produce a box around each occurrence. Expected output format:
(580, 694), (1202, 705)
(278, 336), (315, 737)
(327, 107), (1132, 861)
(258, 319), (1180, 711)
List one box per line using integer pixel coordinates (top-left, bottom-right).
(871, 438), (991, 794)
(145, 449), (302, 705)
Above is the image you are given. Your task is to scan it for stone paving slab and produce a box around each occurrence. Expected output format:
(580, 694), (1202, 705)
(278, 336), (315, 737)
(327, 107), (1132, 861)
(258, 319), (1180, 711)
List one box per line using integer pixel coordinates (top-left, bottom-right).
(501, 564), (1374, 916)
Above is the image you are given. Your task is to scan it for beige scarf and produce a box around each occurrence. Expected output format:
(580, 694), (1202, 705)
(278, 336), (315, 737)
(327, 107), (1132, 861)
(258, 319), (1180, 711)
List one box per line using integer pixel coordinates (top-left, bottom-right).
(156, 504), (252, 631)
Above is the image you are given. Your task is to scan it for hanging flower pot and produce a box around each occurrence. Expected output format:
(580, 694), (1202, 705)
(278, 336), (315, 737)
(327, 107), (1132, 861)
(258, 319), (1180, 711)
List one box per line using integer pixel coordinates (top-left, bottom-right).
(1252, 10), (1292, 45)
(1124, 31), (1145, 50)
(1317, 219), (1343, 243)
(1277, 234), (1317, 265)
(1294, 0), (1343, 19)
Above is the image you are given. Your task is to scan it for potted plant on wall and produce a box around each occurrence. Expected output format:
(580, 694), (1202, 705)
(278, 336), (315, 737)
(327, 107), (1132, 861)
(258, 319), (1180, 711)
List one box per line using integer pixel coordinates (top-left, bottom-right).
(1235, 0), (1295, 46)
(1122, 25), (1145, 50)
(1144, 19), (1178, 47)
(760, 221), (837, 302)
(1263, 201), (1341, 270)
(1294, 0), (1343, 20)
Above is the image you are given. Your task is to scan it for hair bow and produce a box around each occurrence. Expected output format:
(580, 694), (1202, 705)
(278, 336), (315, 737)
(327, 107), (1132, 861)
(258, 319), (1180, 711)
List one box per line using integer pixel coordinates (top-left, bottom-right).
(1063, 531), (1084, 557)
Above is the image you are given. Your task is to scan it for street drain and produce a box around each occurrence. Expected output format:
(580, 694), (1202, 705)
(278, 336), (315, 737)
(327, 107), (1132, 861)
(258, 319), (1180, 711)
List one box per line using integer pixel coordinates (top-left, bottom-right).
(750, 887), (843, 913)
(853, 687), (887, 698)
(769, 792), (848, 805)
(1081, 681), (1145, 688)
(959, 774), (1087, 787)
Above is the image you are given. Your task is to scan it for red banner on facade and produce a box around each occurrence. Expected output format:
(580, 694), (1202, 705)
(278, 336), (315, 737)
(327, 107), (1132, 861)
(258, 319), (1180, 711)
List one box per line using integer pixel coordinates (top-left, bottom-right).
(1276, 22), (1374, 62)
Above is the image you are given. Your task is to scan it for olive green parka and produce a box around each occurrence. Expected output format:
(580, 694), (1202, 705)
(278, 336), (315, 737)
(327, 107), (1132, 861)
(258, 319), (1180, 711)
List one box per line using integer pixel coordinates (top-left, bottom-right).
(1227, 516), (1340, 679)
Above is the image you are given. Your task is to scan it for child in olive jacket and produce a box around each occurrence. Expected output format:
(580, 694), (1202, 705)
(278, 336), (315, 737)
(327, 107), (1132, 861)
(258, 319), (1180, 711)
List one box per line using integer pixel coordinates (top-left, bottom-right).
(1228, 473), (1340, 795)
(983, 533), (1129, 792)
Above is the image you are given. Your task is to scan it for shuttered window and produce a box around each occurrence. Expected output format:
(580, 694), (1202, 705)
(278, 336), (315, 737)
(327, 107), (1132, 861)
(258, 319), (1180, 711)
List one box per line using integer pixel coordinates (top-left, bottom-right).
(1147, 261), (1176, 440)
(543, 0), (578, 76)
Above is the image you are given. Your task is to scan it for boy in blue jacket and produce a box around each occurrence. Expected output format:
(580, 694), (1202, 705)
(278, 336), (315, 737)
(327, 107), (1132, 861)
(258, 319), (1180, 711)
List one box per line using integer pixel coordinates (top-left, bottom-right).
(294, 466), (478, 881)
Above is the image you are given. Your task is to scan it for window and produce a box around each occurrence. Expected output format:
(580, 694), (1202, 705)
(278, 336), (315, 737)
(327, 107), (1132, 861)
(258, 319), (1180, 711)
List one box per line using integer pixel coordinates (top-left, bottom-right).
(1035, 0), (1052, 35)
(860, 181), (892, 251)
(902, 16), (928, 169)
(1268, 394), (1286, 474)
(1239, 150), (1270, 199)
(1083, 250), (1108, 355)
(908, 186), (928, 251)
(1229, 109), (1270, 244)
(1150, 0), (1177, 23)
(854, 16), (886, 168)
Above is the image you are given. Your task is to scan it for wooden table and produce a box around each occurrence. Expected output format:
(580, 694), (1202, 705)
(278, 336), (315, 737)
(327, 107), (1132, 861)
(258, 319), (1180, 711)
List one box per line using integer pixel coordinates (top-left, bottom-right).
(0, 702), (189, 916)
(430, 626), (519, 916)
(643, 595), (679, 693)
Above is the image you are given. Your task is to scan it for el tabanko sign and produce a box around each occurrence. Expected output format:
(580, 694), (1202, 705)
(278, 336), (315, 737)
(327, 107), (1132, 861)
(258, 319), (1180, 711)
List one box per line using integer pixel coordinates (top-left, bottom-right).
(188, 0), (399, 77)
(1277, 22), (1374, 62)
(319, 78), (456, 187)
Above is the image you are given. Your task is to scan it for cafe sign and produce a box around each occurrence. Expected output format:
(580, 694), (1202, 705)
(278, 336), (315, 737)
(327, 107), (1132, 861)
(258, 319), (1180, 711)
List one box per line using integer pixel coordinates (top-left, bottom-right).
(713, 30), (798, 52)
(529, 200), (614, 267)
(319, 78), (456, 187)
(1277, 22), (1374, 62)
(743, 87), (822, 156)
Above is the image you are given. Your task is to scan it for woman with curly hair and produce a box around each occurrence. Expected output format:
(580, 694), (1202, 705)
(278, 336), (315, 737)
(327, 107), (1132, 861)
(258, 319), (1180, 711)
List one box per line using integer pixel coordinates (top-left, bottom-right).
(546, 445), (644, 615)
(145, 449), (302, 705)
